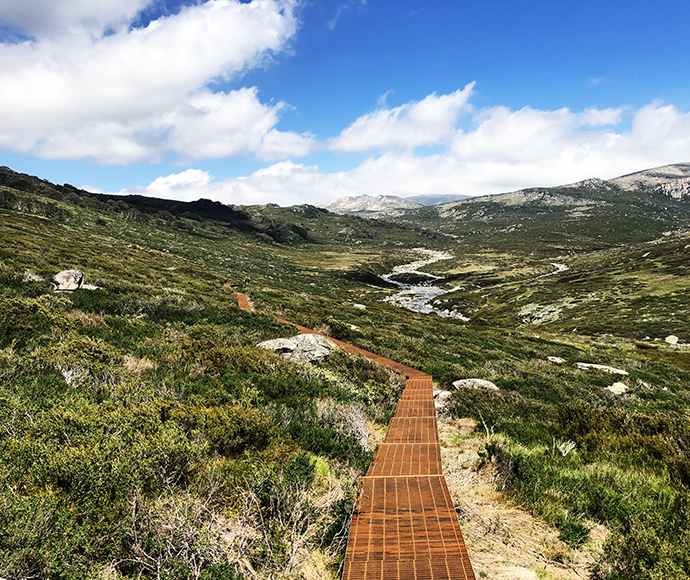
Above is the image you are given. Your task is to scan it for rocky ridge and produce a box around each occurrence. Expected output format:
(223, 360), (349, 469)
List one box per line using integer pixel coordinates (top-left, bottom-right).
(319, 193), (467, 218)
(426, 162), (690, 217)
(609, 163), (690, 199)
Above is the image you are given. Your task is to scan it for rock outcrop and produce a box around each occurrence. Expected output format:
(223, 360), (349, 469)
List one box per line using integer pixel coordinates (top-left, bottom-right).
(575, 362), (628, 376)
(452, 378), (499, 391)
(606, 382), (629, 395)
(433, 390), (453, 413)
(52, 269), (83, 291)
(257, 333), (337, 363)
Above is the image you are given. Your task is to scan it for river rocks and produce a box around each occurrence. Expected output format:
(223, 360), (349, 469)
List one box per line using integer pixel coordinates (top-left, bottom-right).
(52, 269), (83, 291)
(575, 362), (628, 376)
(452, 378), (499, 391)
(606, 382), (629, 395)
(547, 356), (566, 364)
(433, 390), (453, 413)
(257, 333), (337, 363)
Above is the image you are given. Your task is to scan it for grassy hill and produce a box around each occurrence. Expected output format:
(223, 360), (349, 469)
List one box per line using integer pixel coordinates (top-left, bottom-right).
(1, 166), (689, 579)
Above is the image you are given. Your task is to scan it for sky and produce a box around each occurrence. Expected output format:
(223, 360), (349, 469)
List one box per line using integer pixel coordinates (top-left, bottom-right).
(1, 0), (689, 206)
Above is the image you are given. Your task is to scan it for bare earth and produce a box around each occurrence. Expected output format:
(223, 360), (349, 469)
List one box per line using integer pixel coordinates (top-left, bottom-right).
(438, 418), (607, 580)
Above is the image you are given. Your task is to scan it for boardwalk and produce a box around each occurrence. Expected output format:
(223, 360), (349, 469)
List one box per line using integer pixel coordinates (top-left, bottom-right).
(236, 294), (475, 580)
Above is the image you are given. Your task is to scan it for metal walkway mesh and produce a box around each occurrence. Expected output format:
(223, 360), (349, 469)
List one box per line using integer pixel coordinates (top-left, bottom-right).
(235, 294), (475, 579)
(343, 372), (476, 580)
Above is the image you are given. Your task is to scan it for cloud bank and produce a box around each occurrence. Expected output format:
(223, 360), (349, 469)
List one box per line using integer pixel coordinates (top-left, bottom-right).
(0, 0), (310, 163)
(123, 97), (690, 206)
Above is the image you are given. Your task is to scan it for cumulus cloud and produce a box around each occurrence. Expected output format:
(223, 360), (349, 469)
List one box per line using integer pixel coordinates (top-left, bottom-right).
(0, 0), (309, 163)
(330, 83), (474, 151)
(0, 0), (150, 37)
(164, 88), (314, 162)
(124, 169), (213, 199)
(122, 98), (690, 206)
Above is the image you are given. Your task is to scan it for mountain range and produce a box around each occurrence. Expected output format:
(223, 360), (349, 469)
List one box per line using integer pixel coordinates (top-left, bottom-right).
(318, 192), (469, 217)
(395, 163), (690, 253)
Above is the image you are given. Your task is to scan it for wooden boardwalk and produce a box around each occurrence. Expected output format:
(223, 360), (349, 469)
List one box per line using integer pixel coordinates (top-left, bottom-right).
(236, 294), (475, 580)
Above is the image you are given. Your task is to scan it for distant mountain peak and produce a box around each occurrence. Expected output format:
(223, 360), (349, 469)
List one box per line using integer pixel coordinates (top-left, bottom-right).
(566, 177), (613, 190)
(609, 163), (690, 200)
(318, 193), (469, 218)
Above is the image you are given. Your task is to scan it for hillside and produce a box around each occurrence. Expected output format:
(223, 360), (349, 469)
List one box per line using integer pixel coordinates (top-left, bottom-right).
(318, 192), (468, 218)
(396, 163), (690, 254)
(1, 165), (689, 579)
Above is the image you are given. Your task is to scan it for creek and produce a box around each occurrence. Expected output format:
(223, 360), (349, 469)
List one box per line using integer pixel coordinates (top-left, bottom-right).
(380, 248), (470, 320)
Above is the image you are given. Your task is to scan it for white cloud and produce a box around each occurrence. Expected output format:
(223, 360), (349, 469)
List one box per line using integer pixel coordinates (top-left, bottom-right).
(326, 0), (366, 31)
(121, 98), (690, 206)
(0, 0), (306, 163)
(0, 0), (150, 37)
(577, 107), (623, 127)
(164, 88), (314, 161)
(330, 83), (475, 151)
(124, 169), (214, 199)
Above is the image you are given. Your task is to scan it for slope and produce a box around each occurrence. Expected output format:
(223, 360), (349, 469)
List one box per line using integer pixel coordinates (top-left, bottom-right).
(1, 165), (689, 579)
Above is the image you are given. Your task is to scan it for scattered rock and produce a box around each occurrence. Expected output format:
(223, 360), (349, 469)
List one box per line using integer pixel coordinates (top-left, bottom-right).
(52, 269), (83, 291)
(575, 362), (628, 376)
(666, 335), (679, 345)
(353, 303), (367, 310)
(606, 382), (629, 395)
(257, 333), (337, 363)
(433, 390), (453, 413)
(547, 356), (566, 364)
(22, 270), (44, 282)
(452, 378), (499, 391)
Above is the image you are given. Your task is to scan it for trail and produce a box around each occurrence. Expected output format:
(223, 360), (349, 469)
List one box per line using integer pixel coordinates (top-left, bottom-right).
(237, 293), (475, 580)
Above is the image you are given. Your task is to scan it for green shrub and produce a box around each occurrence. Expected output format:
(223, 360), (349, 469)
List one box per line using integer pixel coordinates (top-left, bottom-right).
(0, 297), (57, 348)
(556, 512), (590, 548)
(171, 403), (279, 456)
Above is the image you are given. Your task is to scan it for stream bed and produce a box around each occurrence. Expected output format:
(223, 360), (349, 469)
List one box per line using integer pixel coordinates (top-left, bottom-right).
(380, 249), (470, 320)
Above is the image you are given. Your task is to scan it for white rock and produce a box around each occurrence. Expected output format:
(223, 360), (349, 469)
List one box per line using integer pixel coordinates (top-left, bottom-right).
(52, 269), (83, 291)
(547, 356), (566, 364)
(23, 271), (44, 282)
(606, 382), (629, 395)
(665, 335), (679, 345)
(257, 333), (336, 363)
(433, 390), (453, 413)
(452, 378), (499, 391)
(353, 303), (367, 310)
(575, 362), (628, 376)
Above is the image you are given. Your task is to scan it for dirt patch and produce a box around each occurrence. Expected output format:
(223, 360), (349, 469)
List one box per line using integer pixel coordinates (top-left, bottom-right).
(438, 417), (606, 580)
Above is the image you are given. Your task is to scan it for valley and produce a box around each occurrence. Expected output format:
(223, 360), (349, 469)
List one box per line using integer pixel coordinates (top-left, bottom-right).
(1, 164), (689, 579)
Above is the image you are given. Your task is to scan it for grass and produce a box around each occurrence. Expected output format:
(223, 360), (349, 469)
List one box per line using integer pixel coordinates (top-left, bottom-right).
(1, 167), (690, 578)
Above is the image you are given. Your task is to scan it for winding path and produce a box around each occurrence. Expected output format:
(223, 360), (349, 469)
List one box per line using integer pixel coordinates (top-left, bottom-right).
(237, 293), (475, 580)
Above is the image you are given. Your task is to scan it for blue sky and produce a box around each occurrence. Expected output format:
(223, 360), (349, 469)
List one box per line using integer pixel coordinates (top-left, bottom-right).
(0, 0), (689, 205)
